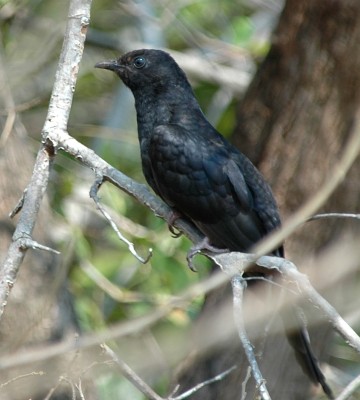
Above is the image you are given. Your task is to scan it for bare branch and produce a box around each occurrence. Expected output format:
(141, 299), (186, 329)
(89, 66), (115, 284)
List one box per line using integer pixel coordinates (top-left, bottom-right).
(80, 259), (178, 304)
(18, 237), (60, 255)
(102, 342), (237, 400)
(0, 0), (92, 319)
(241, 367), (252, 400)
(0, 269), (228, 371)
(0, 146), (54, 317)
(309, 213), (360, 221)
(89, 175), (152, 263)
(0, 244), (358, 376)
(76, 379), (86, 400)
(101, 343), (164, 400)
(0, 371), (44, 388)
(231, 275), (271, 400)
(335, 373), (360, 400)
(170, 365), (237, 400)
(213, 252), (360, 354)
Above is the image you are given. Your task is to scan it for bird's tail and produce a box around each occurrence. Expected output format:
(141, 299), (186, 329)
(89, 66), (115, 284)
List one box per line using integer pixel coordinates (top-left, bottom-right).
(283, 309), (334, 399)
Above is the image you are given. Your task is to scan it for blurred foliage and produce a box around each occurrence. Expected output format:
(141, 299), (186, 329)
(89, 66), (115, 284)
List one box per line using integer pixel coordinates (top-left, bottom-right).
(0, 0), (283, 397)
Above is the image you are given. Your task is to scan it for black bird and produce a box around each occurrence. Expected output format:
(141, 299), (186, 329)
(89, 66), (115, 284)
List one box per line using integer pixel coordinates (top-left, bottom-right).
(95, 49), (333, 398)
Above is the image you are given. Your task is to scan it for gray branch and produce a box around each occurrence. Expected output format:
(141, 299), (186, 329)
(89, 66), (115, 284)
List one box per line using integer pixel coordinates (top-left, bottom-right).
(102, 343), (237, 400)
(231, 275), (271, 400)
(101, 343), (164, 400)
(0, 0), (92, 319)
(335, 373), (360, 400)
(89, 175), (153, 263)
(213, 252), (360, 354)
(309, 212), (360, 221)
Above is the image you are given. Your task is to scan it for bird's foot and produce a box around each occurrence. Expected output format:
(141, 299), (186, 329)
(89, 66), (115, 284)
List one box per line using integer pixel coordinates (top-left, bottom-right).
(187, 237), (228, 272)
(167, 210), (183, 238)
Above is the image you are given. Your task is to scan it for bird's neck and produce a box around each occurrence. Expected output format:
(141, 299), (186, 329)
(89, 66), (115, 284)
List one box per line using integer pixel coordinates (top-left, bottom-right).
(133, 82), (205, 141)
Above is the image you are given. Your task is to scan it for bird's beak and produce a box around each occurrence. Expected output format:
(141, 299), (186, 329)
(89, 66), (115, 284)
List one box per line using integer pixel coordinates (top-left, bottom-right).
(94, 59), (120, 71)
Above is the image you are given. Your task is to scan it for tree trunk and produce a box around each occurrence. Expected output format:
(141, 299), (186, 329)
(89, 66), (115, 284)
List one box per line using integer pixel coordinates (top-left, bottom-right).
(177, 0), (360, 398)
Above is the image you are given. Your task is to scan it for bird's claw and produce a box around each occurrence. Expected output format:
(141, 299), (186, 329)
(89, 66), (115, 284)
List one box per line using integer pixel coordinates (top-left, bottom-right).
(186, 237), (228, 272)
(186, 247), (200, 272)
(167, 210), (183, 238)
(169, 224), (182, 238)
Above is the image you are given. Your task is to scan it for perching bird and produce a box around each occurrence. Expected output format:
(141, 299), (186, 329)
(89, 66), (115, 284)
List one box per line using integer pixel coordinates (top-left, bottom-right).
(95, 49), (333, 398)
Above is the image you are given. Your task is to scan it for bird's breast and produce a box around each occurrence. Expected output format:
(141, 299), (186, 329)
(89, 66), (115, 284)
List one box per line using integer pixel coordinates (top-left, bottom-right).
(146, 127), (237, 223)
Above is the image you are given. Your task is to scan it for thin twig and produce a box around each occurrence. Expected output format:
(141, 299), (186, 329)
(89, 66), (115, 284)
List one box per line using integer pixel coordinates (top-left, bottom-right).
(170, 365), (237, 400)
(102, 342), (237, 400)
(89, 175), (152, 263)
(335, 373), (360, 400)
(101, 343), (164, 400)
(0, 371), (44, 388)
(259, 256), (360, 354)
(241, 367), (252, 400)
(80, 259), (177, 304)
(76, 379), (86, 400)
(19, 237), (60, 255)
(309, 213), (360, 221)
(231, 275), (271, 400)
(0, 248), (359, 372)
(213, 252), (360, 354)
(0, 270), (227, 371)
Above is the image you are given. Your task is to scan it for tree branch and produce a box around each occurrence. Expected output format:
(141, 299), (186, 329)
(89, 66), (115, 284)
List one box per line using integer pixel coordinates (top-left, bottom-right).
(231, 275), (271, 400)
(101, 343), (164, 400)
(309, 213), (360, 221)
(169, 365), (237, 400)
(335, 373), (360, 400)
(0, 246), (358, 400)
(0, 0), (91, 319)
(89, 175), (152, 263)
(102, 343), (237, 400)
(0, 145), (54, 317)
(0, 268), (227, 371)
(213, 252), (360, 354)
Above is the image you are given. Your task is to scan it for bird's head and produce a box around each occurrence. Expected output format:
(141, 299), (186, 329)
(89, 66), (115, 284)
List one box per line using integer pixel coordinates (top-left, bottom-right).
(95, 49), (189, 93)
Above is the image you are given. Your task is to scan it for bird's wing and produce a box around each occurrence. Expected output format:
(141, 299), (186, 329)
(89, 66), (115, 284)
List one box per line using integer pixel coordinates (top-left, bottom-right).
(199, 152), (272, 250)
(226, 150), (283, 255)
(148, 124), (280, 253)
(230, 150), (282, 231)
(223, 158), (254, 211)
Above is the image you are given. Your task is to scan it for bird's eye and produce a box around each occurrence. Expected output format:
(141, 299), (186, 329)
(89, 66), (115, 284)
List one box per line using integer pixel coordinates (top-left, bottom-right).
(133, 56), (146, 69)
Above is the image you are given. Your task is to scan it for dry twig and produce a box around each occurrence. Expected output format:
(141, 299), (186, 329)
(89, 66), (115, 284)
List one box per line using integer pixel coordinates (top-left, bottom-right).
(335, 373), (360, 400)
(231, 275), (271, 400)
(102, 343), (237, 400)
